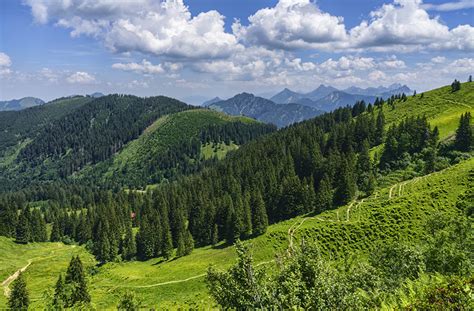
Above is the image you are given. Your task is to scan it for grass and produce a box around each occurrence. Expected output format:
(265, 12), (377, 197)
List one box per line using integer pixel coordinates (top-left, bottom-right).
(382, 82), (473, 139)
(201, 142), (239, 160)
(3, 158), (470, 309)
(0, 239), (95, 309)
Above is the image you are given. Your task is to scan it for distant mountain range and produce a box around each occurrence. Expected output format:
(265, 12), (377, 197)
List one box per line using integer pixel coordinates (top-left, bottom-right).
(207, 93), (323, 128)
(202, 97), (222, 106)
(0, 97), (44, 111)
(270, 84), (412, 111)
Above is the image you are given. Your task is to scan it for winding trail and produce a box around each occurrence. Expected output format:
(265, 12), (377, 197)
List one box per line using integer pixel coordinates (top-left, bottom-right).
(2, 260), (32, 297)
(103, 260), (274, 290)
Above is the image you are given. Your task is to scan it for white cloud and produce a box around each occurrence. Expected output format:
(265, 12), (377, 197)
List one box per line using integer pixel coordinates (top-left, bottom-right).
(431, 56), (446, 63)
(0, 52), (12, 76)
(380, 55), (406, 69)
(66, 71), (96, 84)
(422, 0), (474, 11)
(24, 0), (242, 60)
(368, 70), (387, 81)
(236, 0), (474, 53)
(0, 52), (11, 67)
(112, 59), (165, 74)
(320, 56), (375, 71)
(233, 0), (347, 50)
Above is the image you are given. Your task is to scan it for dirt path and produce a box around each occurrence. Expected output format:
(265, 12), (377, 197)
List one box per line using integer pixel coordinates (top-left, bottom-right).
(345, 201), (355, 222)
(106, 260), (274, 290)
(2, 260), (32, 297)
(442, 98), (472, 110)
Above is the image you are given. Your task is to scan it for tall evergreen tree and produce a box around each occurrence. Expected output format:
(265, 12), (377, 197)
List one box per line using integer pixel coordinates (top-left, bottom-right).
(53, 274), (67, 308)
(8, 272), (29, 310)
(375, 110), (385, 145)
(315, 174), (333, 213)
(356, 140), (376, 195)
(455, 112), (472, 152)
(121, 221), (137, 261)
(65, 256), (90, 306)
(334, 159), (357, 206)
(50, 221), (62, 242)
(15, 209), (30, 244)
(251, 191), (268, 236)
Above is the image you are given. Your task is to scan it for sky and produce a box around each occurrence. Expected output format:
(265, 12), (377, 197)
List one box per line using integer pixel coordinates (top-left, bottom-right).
(0, 0), (473, 104)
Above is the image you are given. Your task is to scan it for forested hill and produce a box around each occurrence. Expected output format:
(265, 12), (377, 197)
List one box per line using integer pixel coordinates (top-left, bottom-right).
(81, 109), (276, 188)
(0, 94), (192, 190)
(0, 96), (93, 158)
(0, 95), (276, 191)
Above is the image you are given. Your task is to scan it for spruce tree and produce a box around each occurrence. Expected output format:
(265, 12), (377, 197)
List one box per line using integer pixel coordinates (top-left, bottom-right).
(315, 174), (332, 213)
(469, 75), (472, 83)
(121, 222), (137, 261)
(53, 274), (66, 308)
(184, 228), (194, 256)
(15, 209), (30, 244)
(357, 140), (376, 195)
(334, 159), (356, 206)
(50, 221), (61, 242)
(8, 272), (29, 310)
(251, 191), (268, 236)
(65, 256), (90, 306)
(94, 219), (112, 263)
(375, 110), (385, 145)
(455, 112), (472, 152)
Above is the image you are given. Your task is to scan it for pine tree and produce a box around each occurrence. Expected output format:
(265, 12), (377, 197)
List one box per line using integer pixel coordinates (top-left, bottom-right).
(455, 112), (472, 152)
(315, 174), (332, 213)
(53, 274), (66, 308)
(451, 79), (461, 92)
(469, 75), (472, 83)
(50, 221), (61, 242)
(8, 272), (29, 310)
(375, 110), (385, 145)
(251, 191), (268, 236)
(356, 140), (376, 195)
(334, 159), (357, 206)
(161, 225), (173, 260)
(176, 230), (186, 258)
(93, 219), (112, 263)
(65, 256), (90, 306)
(121, 222), (136, 261)
(15, 209), (30, 244)
(184, 229), (194, 256)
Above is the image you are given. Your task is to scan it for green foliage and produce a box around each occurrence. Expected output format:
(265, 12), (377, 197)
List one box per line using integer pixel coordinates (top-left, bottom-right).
(206, 241), (270, 309)
(64, 256), (90, 307)
(455, 112), (473, 152)
(451, 79), (462, 92)
(8, 272), (29, 310)
(117, 291), (141, 311)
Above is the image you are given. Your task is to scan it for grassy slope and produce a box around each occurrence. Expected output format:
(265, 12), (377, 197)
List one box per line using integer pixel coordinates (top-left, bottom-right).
(0, 239), (96, 308)
(382, 82), (473, 139)
(2, 159), (469, 309)
(102, 109), (255, 179)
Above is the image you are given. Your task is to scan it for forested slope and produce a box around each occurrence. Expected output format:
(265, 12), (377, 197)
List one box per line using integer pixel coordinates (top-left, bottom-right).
(83, 109), (275, 188)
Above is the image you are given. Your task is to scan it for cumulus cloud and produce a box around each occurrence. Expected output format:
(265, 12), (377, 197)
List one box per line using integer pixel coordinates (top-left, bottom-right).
(348, 0), (473, 52)
(0, 52), (12, 76)
(235, 0), (474, 52)
(112, 59), (165, 74)
(66, 71), (96, 84)
(24, 0), (241, 59)
(233, 0), (347, 50)
(422, 0), (474, 11)
(431, 56), (446, 63)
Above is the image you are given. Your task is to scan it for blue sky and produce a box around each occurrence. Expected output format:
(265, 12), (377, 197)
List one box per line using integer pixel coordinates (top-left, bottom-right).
(0, 0), (473, 103)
